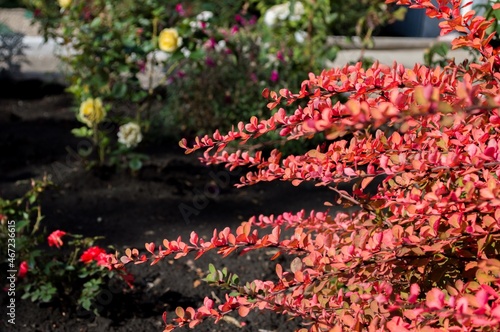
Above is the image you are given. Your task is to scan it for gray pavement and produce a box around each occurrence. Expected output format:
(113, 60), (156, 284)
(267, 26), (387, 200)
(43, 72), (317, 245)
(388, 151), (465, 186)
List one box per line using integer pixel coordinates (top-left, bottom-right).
(1, 8), (471, 83)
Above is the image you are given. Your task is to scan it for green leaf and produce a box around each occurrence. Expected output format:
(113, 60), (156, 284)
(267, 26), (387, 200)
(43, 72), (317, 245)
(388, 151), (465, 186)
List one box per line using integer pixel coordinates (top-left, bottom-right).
(111, 82), (127, 98)
(90, 17), (102, 29)
(15, 219), (30, 232)
(80, 298), (92, 311)
(78, 145), (94, 157)
(208, 263), (216, 275)
(71, 127), (92, 138)
(393, 7), (407, 21)
(189, 49), (205, 61)
(128, 158), (143, 171)
(118, 64), (131, 74)
(100, 136), (110, 147)
(41, 294), (53, 303)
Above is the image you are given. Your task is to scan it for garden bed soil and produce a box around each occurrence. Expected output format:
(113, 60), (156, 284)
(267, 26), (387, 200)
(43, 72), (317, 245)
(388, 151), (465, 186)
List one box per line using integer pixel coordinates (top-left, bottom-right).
(0, 87), (337, 332)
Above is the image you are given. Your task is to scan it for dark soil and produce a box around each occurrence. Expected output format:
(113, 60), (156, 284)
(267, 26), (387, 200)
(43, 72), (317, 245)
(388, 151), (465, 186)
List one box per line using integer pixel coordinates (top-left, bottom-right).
(0, 84), (337, 332)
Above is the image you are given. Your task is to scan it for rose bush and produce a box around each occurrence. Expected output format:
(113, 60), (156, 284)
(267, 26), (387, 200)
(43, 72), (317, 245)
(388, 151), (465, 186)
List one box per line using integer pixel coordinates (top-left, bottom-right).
(21, 229), (133, 313)
(0, 179), (132, 314)
(23, 0), (406, 172)
(116, 1), (500, 331)
(22, 0), (225, 171)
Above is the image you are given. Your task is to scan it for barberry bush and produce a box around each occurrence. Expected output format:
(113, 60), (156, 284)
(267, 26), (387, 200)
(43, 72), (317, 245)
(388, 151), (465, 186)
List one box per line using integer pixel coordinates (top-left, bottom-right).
(116, 1), (500, 331)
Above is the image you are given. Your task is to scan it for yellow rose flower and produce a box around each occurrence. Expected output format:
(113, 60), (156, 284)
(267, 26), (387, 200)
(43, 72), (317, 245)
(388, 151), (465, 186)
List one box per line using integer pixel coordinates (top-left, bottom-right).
(79, 98), (105, 127)
(58, 0), (71, 9)
(158, 28), (181, 52)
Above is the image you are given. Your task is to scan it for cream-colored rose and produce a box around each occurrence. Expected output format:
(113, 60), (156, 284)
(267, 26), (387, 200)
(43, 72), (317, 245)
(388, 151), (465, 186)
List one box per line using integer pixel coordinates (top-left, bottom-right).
(264, 2), (304, 26)
(79, 98), (105, 127)
(117, 122), (143, 148)
(158, 28), (182, 52)
(58, 0), (71, 9)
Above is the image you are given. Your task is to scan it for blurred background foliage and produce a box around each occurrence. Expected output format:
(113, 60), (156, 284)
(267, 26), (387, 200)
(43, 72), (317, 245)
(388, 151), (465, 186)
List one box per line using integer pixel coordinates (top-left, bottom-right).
(5, 0), (405, 158)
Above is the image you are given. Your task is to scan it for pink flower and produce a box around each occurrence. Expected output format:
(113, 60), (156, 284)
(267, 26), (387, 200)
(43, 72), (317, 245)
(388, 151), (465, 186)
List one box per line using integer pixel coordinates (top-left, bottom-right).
(80, 246), (106, 264)
(137, 60), (146, 73)
(277, 51), (285, 62)
(48, 230), (66, 248)
(248, 16), (257, 25)
(205, 38), (217, 49)
(175, 4), (185, 16)
(18, 261), (28, 278)
(205, 57), (216, 67)
(270, 69), (279, 83)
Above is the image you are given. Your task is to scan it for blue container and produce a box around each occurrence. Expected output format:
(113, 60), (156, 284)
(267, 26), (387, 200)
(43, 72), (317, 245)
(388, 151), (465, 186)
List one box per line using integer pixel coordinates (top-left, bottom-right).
(383, 4), (441, 38)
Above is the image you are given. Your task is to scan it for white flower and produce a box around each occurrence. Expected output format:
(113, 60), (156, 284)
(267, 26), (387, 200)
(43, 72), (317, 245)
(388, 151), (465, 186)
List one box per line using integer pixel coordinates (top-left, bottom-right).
(189, 11), (214, 31)
(263, 2), (304, 27)
(294, 30), (307, 43)
(289, 2), (304, 21)
(149, 50), (171, 62)
(189, 20), (208, 30)
(215, 40), (226, 52)
(118, 122), (143, 148)
(196, 11), (214, 21)
(181, 47), (191, 58)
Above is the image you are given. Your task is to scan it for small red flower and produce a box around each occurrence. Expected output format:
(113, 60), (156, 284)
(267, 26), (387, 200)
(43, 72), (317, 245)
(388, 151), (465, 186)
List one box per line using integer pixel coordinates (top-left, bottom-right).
(48, 230), (66, 248)
(80, 246), (106, 264)
(18, 261), (28, 278)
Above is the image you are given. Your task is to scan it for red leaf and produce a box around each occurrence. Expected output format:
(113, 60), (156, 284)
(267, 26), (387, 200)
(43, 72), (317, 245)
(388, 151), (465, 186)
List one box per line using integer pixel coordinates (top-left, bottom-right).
(145, 242), (155, 254)
(189, 232), (199, 246)
(344, 167), (356, 177)
(290, 257), (303, 273)
(175, 307), (185, 319)
(276, 264), (283, 279)
(262, 88), (270, 99)
(361, 176), (375, 190)
(426, 288), (445, 310)
(238, 306), (250, 317)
